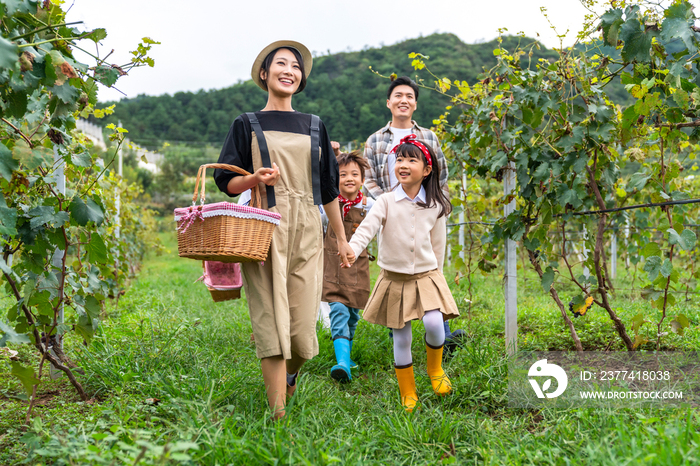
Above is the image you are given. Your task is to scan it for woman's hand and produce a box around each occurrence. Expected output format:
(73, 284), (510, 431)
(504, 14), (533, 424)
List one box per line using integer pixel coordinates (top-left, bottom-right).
(337, 240), (356, 268)
(255, 162), (280, 186)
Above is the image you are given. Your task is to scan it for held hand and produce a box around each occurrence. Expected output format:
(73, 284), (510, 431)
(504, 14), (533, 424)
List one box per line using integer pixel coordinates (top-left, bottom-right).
(337, 251), (356, 267)
(331, 141), (341, 158)
(255, 163), (280, 186)
(337, 240), (355, 267)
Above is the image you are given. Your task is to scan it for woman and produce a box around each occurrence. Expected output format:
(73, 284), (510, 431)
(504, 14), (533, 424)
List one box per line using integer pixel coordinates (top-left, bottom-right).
(214, 40), (354, 419)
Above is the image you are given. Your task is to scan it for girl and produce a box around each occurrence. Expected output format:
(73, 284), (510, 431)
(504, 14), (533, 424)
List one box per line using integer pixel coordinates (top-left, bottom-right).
(213, 40), (354, 420)
(344, 134), (459, 412)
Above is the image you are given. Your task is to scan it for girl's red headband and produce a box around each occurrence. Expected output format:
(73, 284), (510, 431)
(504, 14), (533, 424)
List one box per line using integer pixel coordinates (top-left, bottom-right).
(391, 134), (432, 167)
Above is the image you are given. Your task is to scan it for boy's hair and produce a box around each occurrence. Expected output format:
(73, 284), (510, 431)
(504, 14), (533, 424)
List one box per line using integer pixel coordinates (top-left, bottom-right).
(387, 76), (419, 101)
(395, 141), (452, 218)
(260, 47), (307, 94)
(337, 150), (369, 181)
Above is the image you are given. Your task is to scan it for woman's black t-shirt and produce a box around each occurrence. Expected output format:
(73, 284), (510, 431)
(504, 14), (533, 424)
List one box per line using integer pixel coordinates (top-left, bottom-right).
(213, 111), (339, 205)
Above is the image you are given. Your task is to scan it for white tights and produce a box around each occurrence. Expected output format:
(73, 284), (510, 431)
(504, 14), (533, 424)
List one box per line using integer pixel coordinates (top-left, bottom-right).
(392, 310), (445, 367)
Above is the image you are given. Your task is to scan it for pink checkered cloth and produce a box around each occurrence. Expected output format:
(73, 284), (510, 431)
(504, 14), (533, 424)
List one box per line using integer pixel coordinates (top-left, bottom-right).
(174, 202), (282, 234)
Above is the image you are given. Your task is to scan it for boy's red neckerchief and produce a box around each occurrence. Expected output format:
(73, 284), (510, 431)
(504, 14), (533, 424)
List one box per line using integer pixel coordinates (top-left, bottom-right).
(338, 191), (363, 219)
(391, 134), (432, 167)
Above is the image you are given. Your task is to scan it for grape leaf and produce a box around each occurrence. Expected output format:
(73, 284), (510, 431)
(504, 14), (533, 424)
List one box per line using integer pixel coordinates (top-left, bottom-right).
(0, 201), (17, 235)
(86, 28), (107, 43)
(0, 143), (18, 181)
(10, 361), (39, 396)
(87, 233), (107, 264)
(599, 8), (624, 46)
(642, 242), (661, 258)
(0, 321), (30, 345)
(0, 36), (18, 70)
(619, 14), (655, 62)
(28, 206), (70, 229)
(69, 197), (104, 226)
(644, 255), (662, 281)
(661, 2), (697, 54)
(659, 258), (673, 278)
(541, 266), (555, 292)
(668, 228), (696, 251)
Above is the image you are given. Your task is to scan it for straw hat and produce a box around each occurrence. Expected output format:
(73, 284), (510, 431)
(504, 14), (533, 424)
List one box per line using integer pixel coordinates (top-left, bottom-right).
(251, 40), (313, 92)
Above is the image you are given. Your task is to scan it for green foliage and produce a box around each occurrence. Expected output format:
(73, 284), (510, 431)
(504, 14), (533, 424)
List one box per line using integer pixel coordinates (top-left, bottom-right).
(22, 417), (199, 465)
(425, 0), (700, 351)
(0, 320), (28, 345)
(618, 6), (656, 62)
(541, 266), (555, 292)
(10, 360), (38, 396)
(0, 1), (161, 402)
(69, 196), (104, 226)
(668, 227), (696, 251)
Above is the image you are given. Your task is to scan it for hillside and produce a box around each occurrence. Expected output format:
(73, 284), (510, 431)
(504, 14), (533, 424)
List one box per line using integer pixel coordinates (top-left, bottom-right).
(97, 33), (561, 148)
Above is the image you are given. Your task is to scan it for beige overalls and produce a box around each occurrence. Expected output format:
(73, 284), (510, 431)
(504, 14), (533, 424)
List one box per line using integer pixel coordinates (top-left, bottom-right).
(241, 129), (323, 360)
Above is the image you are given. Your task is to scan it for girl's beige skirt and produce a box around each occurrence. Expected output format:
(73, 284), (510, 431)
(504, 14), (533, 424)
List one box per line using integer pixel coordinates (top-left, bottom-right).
(363, 268), (459, 329)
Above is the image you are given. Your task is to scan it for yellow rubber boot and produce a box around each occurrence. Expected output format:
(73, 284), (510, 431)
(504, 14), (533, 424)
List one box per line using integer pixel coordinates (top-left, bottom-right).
(426, 340), (452, 395)
(394, 364), (419, 412)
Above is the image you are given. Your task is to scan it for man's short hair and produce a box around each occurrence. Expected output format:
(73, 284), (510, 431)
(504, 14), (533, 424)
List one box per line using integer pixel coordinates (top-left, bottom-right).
(387, 76), (419, 101)
(337, 150), (369, 181)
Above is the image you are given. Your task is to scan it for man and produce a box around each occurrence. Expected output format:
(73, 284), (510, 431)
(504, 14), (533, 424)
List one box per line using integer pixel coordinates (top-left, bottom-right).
(363, 76), (464, 356)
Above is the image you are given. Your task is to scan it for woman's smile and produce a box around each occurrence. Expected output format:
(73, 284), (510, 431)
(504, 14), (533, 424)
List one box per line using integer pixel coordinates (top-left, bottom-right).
(279, 76), (295, 86)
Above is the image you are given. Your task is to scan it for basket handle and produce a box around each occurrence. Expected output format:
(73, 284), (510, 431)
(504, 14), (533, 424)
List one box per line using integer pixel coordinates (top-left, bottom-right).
(192, 163), (262, 209)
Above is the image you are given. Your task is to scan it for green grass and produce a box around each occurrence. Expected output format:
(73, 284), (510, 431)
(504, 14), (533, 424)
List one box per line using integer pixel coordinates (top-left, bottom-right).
(2, 232), (700, 465)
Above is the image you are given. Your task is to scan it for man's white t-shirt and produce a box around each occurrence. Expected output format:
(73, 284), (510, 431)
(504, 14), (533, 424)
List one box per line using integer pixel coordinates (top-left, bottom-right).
(386, 127), (413, 191)
(238, 189), (252, 206)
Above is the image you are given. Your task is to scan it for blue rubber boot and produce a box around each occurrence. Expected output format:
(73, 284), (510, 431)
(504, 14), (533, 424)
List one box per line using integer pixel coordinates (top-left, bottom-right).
(349, 340), (358, 369)
(330, 339), (352, 382)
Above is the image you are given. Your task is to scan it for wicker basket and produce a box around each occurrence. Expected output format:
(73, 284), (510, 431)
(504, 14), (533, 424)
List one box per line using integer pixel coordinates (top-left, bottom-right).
(175, 163), (281, 262)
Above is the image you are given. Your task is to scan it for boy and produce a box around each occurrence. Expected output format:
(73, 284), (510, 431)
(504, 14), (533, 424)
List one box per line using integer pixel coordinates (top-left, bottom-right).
(322, 149), (374, 382)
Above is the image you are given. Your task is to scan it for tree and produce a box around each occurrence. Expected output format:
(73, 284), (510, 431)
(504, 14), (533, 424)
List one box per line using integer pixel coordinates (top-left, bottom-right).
(430, 0), (699, 350)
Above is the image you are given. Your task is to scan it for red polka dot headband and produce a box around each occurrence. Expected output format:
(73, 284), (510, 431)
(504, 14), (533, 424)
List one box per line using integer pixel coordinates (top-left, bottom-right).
(391, 134), (432, 167)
